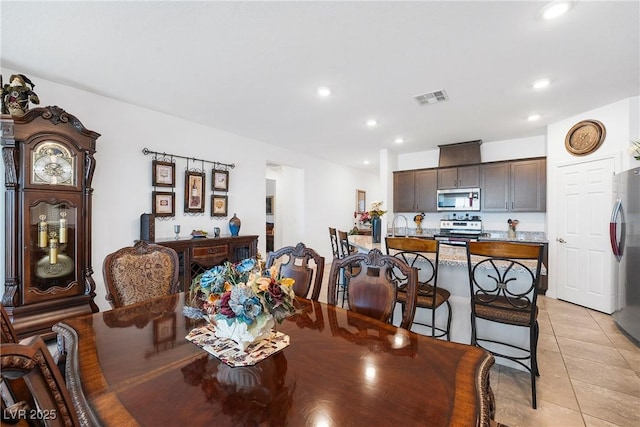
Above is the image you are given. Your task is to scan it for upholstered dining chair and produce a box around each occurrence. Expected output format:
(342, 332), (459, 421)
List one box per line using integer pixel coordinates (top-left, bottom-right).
(327, 248), (418, 330)
(466, 241), (544, 409)
(266, 242), (325, 301)
(385, 237), (452, 341)
(1, 336), (80, 427)
(103, 240), (180, 308)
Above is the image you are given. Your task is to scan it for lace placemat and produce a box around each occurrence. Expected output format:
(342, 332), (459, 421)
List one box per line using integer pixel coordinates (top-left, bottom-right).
(186, 325), (290, 367)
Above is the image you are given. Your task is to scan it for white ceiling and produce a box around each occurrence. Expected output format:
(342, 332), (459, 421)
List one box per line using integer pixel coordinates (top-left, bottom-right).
(2, 1), (639, 170)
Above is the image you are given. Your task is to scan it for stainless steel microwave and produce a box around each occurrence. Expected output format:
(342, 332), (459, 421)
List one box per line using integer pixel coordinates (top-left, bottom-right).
(436, 188), (481, 211)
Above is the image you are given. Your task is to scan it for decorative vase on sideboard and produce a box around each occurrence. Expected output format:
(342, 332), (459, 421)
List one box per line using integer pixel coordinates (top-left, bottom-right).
(371, 216), (381, 243)
(229, 213), (241, 236)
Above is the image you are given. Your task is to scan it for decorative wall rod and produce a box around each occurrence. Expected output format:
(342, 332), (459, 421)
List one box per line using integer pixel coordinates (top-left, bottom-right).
(141, 147), (235, 169)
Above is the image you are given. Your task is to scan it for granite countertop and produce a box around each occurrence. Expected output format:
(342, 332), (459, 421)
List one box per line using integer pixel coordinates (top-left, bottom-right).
(385, 228), (548, 243)
(349, 234), (546, 274)
(478, 230), (548, 244)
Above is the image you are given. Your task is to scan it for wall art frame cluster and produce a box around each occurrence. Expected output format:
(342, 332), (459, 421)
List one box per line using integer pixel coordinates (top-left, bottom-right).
(143, 148), (234, 219)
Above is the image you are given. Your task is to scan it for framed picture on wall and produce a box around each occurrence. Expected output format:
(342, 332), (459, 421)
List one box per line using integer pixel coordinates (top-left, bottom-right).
(185, 171), (205, 213)
(266, 196), (274, 215)
(212, 169), (229, 192)
(211, 195), (228, 217)
(356, 189), (366, 213)
(152, 160), (175, 187)
(152, 191), (175, 217)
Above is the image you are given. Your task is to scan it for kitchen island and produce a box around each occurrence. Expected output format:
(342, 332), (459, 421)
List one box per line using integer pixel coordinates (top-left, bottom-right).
(348, 234), (546, 371)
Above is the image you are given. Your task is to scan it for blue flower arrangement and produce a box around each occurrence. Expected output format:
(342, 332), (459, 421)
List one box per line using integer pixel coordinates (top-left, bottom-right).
(189, 258), (297, 326)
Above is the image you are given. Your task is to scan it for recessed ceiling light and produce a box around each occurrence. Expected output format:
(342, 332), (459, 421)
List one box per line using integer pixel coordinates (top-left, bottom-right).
(363, 160), (370, 165)
(539, 1), (573, 20)
(395, 138), (404, 144)
(316, 86), (331, 97)
(528, 114), (541, 121)
(366, 119), (378, 127)
(532, 78), (550, 90)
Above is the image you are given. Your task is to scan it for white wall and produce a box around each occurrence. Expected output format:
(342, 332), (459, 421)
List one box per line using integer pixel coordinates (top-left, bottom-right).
(546, 96), (640, 298)
(0, 68), (378, 312)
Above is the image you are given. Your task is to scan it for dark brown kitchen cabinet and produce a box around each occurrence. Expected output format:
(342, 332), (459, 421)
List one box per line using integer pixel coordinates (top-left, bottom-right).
(393, 169), (437, 212)
(481, 158), (546, 212)
(511, 158), (546, 212)
(2, 107), (100, 340)
(437, 165), (480, 189)
(481, 162), (509, 211)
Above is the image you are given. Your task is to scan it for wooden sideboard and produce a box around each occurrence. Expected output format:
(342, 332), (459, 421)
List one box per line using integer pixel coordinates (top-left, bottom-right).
(154, 235), (258, 291)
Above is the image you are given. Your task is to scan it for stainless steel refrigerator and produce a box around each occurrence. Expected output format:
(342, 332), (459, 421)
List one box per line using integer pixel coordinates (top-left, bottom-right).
(610, 167), (640, 343)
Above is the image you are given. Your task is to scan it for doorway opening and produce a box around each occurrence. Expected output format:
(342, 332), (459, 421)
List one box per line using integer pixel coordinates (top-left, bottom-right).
(266, 178), (276, 254)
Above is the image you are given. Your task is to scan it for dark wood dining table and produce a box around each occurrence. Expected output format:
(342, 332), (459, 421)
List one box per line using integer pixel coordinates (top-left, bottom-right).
(54, 293), (495, 426)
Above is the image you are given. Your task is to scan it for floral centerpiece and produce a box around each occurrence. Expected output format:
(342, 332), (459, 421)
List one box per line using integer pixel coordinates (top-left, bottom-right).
(186, 257), (296, 351)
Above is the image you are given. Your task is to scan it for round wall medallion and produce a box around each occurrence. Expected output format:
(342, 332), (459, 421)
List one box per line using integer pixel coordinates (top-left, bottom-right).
(565, 119), (606, 156)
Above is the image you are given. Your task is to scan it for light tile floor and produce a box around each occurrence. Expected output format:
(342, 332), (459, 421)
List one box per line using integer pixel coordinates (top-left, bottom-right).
(320, 262), (640, 427)
(493, 296), (640, 427)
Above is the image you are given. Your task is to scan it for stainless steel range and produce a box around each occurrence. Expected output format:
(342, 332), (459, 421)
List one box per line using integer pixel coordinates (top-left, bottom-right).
(435, 218), (482, 245)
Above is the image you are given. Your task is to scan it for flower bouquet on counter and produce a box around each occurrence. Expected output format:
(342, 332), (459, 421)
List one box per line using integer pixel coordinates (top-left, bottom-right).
(356, 211), (372, 225)
(414, 213), (425, 234)
(368, 201), (387, 218)
(508, 218), (519, 239)
(184, 257), (297, 352)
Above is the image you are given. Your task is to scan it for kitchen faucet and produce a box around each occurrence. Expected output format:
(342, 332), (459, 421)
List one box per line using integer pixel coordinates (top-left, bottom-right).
(391, 214), (408, 237)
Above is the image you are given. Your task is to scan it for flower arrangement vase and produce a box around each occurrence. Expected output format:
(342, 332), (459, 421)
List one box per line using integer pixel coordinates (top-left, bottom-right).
(371, 216), (382, 243)
(215, 314), (275, 352)
(229, 213), (241, 236)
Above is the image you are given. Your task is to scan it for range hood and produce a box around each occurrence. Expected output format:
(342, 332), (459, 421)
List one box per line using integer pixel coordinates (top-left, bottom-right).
(438, 140), (482, 167)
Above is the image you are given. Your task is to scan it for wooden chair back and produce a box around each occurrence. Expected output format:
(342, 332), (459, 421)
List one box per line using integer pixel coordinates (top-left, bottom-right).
(327, 249), (418, 329)
(466, 241), (543, 324)
(266, 242), (325, 301)
(328, 227), (340, 259)
(1, 336), (80, 427)
(103, 240), (180, 308)
(336, 230), (357, 258)
(385, 237), (439, 285)
(1, 304), (18, 344)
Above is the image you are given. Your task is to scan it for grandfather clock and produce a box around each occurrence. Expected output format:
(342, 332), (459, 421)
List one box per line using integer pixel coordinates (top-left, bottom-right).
(2, 106), (100, 339)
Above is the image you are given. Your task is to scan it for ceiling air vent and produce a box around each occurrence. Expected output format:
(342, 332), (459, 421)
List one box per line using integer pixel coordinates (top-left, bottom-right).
(413, 89), (448, 106)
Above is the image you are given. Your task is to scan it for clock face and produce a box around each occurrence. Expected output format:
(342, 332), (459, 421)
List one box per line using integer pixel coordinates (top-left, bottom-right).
(31, 142), (76, 186)
(565, 120), (606, 156)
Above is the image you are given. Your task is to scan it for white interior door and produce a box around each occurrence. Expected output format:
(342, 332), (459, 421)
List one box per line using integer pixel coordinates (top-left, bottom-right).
(556, 157), (615, 313)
